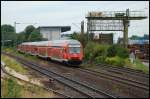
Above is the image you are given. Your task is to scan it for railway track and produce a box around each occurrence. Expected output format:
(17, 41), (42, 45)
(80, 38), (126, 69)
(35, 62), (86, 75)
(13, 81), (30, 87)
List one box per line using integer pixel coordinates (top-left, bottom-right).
(1, 64), (70, 98)
(46, 61), (149, 97)
(2, 52), (116, 98)
(77, 68), (149, 91)
(46, 61), (149, 91)
(3, 52), (149, 97)
(44, 59), (149, 91)
(95, 63), (149, 78)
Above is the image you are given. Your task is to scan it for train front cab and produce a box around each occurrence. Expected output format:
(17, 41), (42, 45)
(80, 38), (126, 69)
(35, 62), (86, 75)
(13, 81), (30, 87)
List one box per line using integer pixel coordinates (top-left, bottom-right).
(66, 44), (83, 66)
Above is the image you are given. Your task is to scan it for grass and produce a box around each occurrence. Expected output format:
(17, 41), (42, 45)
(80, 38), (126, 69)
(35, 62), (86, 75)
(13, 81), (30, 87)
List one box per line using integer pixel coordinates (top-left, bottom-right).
(2, 47), (39, 61)
(82, 57), (149, 74)
(125, 58), (149, 74)
(1, 77), (22, 98)
(2, 48), (56, 98)
(1, 54), (27, 74)
(22, 83), (54, 98)
(1, 77), (56, 98)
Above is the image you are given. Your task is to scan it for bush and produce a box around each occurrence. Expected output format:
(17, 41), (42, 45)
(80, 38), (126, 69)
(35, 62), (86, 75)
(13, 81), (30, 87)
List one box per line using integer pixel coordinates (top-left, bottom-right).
(107, 45), (118, 57)
(107, 44), (129, 59)
(117, 47), (129, 58)
(84, 42), (129, 66)
(84, 41), (95, 60)
(105, 56), (125, 66)
(84, 41), (109, 63)
(95, 56), (106, 64)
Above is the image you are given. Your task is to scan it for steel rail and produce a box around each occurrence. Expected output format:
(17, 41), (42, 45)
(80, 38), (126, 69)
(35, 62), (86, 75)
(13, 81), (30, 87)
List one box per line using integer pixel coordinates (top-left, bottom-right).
(1, 64), (70, 98)
(47, 61), (149, 91)
(3, 52), (116, 98)
(94, 63), (149, 78)
(77, 68), (149, 91)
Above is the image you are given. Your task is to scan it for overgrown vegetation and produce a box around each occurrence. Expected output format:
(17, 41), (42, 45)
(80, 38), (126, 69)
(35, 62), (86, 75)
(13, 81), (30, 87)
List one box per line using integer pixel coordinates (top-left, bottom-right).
(1, 54), (27, 74)
(125, 58), (149, 74)
(1, 77), (55, 98)
(1, 77), (22, 98)
(82, 41), (149, 73)
(83, 41), (129, 66)
(107, 44), (129, 58)
(84, 41), (109, 64)
(133, 59), (149, 74)
(3, 47), (40, 63)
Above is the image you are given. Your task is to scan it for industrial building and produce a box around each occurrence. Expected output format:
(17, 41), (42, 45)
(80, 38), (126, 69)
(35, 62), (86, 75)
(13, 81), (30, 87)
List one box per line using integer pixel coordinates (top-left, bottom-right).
(38, 26), (71, 40)
(90, 33), (113, 45)
(117, 37), (149, 59)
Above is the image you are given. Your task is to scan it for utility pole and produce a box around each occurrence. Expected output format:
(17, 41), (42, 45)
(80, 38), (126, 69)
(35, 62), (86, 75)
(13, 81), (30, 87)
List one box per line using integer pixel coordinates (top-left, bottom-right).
(14, 22), (21, 33)
(123, 20), (129, 48)
(72, 23), (80, 30)
(14, 22), (37, 33)
(123, 9), (130, 48)
(2, 32), (4, 49)
(81, 20), (84, 35)
(14, 22), (37, 46)
(14, 22), (16, 33)
(87, 19), (89, 42)
(14, 22), (20, 47)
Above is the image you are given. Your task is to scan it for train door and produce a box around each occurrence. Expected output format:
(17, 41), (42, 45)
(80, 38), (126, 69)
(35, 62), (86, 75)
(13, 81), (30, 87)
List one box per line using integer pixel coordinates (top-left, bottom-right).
(59, 47), (64, 59)
(47, 47), (52, 58)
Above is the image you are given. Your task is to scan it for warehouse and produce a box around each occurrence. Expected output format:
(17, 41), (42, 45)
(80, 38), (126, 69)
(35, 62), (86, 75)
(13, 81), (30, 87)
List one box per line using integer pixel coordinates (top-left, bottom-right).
(38, 26), (71, 40)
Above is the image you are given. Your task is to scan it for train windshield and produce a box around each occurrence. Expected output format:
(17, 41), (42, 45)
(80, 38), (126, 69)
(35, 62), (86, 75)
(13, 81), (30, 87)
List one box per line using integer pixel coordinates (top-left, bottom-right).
(69, 47), (80, 54)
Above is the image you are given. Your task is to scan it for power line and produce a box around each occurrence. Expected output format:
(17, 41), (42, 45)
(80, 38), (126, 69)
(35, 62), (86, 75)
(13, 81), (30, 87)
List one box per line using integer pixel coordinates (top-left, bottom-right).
(72, 23), (80, 29)
(14, 22), (37, 33)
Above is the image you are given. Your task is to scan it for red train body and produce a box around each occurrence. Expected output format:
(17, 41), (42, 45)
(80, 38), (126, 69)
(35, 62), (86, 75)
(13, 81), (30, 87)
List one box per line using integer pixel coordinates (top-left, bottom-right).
(17, 40), (83, 65)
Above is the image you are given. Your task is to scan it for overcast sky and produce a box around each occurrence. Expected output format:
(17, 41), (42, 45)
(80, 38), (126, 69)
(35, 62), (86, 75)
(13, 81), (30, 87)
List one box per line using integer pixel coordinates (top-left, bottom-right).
(1, 1), (149, 42)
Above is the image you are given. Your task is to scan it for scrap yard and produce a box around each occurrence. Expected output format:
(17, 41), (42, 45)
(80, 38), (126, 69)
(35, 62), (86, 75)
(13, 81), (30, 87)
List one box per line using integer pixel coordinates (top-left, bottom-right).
(1, 1), (149, 98)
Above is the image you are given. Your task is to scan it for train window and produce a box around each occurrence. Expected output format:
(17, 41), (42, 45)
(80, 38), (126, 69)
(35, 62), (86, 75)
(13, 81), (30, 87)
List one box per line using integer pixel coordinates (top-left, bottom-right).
(69, 47), (80, 54)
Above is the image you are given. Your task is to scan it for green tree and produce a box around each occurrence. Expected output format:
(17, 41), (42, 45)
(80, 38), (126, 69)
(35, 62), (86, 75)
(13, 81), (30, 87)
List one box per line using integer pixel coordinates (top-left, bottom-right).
(16, 31), (26, 44)
(1, 24), (17, 47)
(130, 35), (141, 40)
(28, 29), (44, 42)
(1, 24), (15, 33)
(143, 34), (149, 40)
(70, 32), (88, 48)
(24, 25), (35, 40)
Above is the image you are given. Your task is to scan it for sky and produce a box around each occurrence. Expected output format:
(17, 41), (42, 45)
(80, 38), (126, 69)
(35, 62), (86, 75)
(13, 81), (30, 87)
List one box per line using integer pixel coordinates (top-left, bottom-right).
(1, 1), (149, 42)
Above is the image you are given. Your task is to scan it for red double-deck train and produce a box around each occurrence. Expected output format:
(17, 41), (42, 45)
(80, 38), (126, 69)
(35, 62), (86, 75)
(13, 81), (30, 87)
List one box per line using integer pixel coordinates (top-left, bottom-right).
(17, 39), (83, 65)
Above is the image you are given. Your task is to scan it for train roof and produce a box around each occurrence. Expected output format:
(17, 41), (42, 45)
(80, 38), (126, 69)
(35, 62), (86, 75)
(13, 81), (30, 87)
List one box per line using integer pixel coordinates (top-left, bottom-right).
(21, 41), (49, 46)
(20, 39), (81, 47)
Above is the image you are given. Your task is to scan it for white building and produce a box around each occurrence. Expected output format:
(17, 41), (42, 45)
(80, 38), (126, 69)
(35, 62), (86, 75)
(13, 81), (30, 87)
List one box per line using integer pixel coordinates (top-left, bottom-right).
(38, 26), (71, 40)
